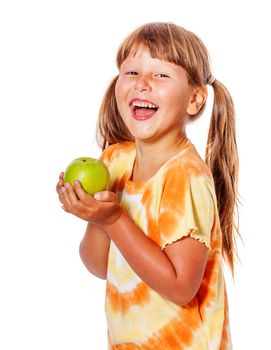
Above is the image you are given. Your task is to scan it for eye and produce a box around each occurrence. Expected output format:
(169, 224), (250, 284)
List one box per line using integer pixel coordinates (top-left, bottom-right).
(126, 71), (138, 75)
(156, 73), (170, 78)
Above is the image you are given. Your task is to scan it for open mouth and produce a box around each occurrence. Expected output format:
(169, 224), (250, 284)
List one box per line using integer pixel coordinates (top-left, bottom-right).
(130, 99), (159, 120)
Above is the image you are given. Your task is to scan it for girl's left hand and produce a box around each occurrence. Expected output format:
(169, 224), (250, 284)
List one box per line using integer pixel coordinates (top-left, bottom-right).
(59, 180), (122, 226)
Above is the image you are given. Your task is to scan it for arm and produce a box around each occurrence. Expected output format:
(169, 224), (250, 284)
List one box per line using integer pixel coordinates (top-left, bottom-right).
(57, 172), (110, 279)
(103, 211), (208, 305)
(59, 181), (208, 305)
(79, 223), (110, 279)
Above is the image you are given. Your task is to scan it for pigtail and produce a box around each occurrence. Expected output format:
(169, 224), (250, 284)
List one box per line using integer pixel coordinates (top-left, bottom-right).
(205, 80), (240, 275)
(96, 76), (133, 150)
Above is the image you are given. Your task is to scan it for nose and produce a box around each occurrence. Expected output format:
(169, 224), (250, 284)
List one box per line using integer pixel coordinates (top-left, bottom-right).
(134, 74), (151, 92)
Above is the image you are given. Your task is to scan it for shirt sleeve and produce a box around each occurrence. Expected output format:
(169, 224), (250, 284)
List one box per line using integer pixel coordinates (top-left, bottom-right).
(98, 144), (116, 191)
(99, 144), (115, 166)
(158, 166), (216, 250)
(98, 142), (135, 193)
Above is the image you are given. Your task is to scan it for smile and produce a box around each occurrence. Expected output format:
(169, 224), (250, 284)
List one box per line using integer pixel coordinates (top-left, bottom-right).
(129, 98), (159, 121)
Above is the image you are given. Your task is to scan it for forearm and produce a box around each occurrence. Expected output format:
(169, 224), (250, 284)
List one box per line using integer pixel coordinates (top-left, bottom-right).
(59, 181), (206, 304)
(79, 223), (111, 279)
(103, 211), (181, 303)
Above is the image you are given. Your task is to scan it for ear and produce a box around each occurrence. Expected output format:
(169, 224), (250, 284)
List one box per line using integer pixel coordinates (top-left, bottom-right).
(187, 86), (208, 116)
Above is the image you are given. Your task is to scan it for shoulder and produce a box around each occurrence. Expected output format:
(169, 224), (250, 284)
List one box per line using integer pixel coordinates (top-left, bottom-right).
(159, 142), (218, 212)
(158, 143), (218, 249)
(99, 142), (136, 190)
(163, 142), (214, 187)
(100, 141), (135, 164)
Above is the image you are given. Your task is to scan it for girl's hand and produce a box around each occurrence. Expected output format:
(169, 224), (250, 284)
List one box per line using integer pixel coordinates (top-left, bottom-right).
(56, 172), (65, 204)
(58, 179), (122, 226)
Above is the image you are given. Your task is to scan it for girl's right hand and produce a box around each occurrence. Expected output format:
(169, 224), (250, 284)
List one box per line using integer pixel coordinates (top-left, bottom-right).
(56, 172), (65, 204)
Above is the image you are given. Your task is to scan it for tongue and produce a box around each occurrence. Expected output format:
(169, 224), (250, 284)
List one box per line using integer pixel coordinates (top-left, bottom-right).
(135, 107), (156, 117)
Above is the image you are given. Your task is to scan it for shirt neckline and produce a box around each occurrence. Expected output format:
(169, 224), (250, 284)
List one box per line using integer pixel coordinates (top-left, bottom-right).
(126, 138), (193, 186)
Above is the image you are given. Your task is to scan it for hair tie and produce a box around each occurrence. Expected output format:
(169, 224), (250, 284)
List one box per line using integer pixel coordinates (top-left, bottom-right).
(207, 75), (216, 86)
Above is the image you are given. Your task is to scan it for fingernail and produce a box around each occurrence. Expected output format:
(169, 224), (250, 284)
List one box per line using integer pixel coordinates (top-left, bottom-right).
(94, 192), (101, 200)
(59, 187), (65, 193)
(65, 182), (69, 189)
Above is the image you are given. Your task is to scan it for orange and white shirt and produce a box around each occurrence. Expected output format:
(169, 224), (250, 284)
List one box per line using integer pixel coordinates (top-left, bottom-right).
(100, 139), (232, 350)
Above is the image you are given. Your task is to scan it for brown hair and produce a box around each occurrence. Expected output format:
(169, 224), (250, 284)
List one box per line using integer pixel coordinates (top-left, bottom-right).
(97, 22), (240, 274)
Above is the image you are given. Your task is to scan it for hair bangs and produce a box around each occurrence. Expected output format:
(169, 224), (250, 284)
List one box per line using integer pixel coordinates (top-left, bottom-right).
(116, 23), (189, 72)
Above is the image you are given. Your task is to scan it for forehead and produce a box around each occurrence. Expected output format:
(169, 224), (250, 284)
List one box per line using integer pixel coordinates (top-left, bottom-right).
(120, 46), (171, 68)
(117, 40), (176, 68)
(120, 47), (188, 79)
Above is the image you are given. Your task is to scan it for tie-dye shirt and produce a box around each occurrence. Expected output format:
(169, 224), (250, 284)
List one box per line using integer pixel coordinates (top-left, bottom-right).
(100, 139), (232, 350)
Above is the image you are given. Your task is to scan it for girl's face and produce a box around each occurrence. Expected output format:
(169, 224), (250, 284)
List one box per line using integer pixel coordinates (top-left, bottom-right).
(115, 48), (202, 145)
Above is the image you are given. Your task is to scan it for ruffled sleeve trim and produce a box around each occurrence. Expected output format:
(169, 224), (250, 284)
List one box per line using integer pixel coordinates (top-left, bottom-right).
(161, 227), (211, 250)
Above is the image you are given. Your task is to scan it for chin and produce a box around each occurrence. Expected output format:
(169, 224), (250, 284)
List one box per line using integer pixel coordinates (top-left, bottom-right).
(125, 123), (157, 141)
(129, 130), (155, 142)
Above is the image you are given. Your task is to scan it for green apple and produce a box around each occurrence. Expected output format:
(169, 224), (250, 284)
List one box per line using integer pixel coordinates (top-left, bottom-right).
(64, 157), (110, 196)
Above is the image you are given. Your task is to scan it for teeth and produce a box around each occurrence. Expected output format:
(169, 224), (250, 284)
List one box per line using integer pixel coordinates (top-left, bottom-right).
(132, 101), (158, 109)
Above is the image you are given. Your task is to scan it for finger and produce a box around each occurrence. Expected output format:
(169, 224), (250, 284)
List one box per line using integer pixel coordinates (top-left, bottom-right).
(58, 192), (64, 204)
(94, 191), (117, 202)
(56, 172), (65, 194)
(59, 183), (76, 211)
(62, 182), (92, 219)
(74, 180), (96, 206)
(64, 182), (80, 206)
(61, 204), (69, 212)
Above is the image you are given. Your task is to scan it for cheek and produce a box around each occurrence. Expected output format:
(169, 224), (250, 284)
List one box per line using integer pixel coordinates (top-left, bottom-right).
(114, 78), (122, 106)
(161, 87), (190, 112)
(115, 79), (130, 122)
(115, 77), (130, 105)
(155, 84), (181, 105)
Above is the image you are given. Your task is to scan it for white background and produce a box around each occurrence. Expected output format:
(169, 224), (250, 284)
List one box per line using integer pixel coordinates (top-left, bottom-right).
(0, 0), (270, 349)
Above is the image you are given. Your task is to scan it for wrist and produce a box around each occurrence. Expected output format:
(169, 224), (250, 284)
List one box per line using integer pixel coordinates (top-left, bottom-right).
(102, 207), (127, 235)
(100, 205), (124, 229)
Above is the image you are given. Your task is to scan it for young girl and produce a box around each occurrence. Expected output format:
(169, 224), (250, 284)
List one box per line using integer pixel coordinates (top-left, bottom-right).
(57, 22), (239, 349)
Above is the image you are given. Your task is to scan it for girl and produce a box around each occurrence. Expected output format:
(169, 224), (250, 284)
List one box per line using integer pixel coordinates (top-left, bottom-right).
(57, 22), (239, 349)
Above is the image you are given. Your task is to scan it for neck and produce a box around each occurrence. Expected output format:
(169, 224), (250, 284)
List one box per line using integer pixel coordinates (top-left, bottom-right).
(132, 133), (188, 182)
